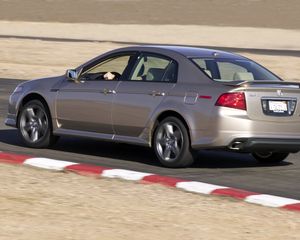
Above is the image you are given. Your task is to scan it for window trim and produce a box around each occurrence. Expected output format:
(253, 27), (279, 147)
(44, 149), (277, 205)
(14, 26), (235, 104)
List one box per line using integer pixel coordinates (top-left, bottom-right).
(79, 51), (139, 82)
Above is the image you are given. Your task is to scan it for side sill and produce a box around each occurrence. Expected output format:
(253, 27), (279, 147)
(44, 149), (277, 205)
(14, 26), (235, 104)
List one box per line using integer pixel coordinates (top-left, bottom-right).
(54, 128), (150, 147)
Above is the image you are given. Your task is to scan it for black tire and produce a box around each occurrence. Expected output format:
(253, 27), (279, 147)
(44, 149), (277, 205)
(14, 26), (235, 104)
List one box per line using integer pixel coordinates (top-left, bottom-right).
(251, 152), (289, 164)
(18, 100), (58, 148)
(153, 117), (194, 168)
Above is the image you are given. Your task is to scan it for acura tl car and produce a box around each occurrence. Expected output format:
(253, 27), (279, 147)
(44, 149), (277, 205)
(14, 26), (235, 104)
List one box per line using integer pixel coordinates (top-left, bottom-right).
(5, 45), (300, 167)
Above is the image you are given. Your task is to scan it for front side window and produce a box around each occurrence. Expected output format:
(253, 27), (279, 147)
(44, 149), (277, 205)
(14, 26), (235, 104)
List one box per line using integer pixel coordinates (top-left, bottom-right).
(192, 58), (280, 82)
(129, 53), (177, 82)
(81, 54), (135, 81)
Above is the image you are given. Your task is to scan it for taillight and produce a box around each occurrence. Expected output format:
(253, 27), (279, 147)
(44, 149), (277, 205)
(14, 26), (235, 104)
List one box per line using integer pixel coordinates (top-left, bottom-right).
(215, 92), (246, 110)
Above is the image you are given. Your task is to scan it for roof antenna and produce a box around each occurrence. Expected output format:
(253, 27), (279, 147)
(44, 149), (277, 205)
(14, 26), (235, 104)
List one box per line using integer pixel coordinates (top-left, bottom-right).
(212, 52), (219, 57)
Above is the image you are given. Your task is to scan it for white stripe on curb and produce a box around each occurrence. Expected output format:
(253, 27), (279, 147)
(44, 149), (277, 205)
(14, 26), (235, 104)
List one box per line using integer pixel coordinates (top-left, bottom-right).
(176, 181), (228, 194)
(245, 194), (300, 208)
(24, 158), (78, 171)
(102, 169), (153, 181)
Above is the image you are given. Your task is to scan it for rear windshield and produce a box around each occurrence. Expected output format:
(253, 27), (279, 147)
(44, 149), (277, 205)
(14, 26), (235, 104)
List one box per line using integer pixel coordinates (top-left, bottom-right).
(191, 58), (280, 82)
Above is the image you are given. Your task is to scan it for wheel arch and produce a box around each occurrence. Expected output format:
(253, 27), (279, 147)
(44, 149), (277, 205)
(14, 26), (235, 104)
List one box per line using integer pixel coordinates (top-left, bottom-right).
(17, 93), (52, 126)
(151, 110), (191, 146)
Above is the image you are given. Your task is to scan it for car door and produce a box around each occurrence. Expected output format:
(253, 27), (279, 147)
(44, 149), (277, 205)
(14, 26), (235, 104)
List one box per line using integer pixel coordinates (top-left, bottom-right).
(56, 52), (137, 134)
(112, 52), (178, 137)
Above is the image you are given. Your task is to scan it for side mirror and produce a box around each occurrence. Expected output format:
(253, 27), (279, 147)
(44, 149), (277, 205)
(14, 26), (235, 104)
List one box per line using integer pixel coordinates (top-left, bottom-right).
(66, 69), (82, 82)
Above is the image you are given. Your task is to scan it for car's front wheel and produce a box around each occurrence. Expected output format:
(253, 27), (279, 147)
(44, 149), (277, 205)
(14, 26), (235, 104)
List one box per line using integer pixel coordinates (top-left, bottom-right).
(18, 100), (58, 148)
(153, 117), (194, 168)
(251, 151), (289, 164)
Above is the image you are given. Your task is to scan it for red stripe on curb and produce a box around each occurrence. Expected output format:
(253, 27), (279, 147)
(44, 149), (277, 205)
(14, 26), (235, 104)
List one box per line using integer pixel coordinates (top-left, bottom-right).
(212, 188), (258, 199)
(0, 152), (31, 164)
(282, 203), (300, 212)
(65, 164), (110, 176)
(142, 175), (186, 187)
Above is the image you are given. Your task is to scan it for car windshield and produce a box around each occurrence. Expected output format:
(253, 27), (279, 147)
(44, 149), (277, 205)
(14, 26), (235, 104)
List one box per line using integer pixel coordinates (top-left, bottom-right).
(191, 58), (280, 82)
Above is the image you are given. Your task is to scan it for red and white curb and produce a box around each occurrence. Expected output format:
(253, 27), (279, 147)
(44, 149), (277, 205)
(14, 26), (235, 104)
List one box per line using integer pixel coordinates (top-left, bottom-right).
(1, 151), (300, 212)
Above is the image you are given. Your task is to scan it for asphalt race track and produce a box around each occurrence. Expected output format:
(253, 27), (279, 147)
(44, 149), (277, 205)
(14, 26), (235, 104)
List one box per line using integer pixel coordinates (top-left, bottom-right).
(1, 78), (300, 199)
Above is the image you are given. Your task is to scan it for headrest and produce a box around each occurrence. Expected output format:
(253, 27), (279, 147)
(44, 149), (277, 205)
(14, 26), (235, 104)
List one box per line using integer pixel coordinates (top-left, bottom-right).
(233, 72), (254, 81)
(146, 68), (165, 81)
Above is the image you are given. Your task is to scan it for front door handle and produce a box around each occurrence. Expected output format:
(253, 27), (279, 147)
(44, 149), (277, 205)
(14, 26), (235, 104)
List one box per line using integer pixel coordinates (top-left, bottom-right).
(103, 89), (116, 95)
(149, 91), (166, 97)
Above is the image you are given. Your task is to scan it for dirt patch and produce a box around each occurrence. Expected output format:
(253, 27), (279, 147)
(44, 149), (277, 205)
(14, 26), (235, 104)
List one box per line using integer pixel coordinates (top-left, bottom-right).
(0, 38), (125, 80)
(1, 21), (299, 81)
(0, 163), (299, 240)
(1, 21), (300, 51)
(0, 38), (299, 81)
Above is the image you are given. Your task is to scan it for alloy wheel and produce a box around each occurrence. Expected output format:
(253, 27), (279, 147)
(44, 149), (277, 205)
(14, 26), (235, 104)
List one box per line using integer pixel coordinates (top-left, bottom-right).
(19, 105), (49, 143)
(155, 122), (184, 162)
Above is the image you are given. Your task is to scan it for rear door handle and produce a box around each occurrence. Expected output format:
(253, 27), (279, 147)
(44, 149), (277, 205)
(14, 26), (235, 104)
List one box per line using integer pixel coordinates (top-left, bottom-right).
(149, 91), (166, 97)
(103, 89), (116, 95)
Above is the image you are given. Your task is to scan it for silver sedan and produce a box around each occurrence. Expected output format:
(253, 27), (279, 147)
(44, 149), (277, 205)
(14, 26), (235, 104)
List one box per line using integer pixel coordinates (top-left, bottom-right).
(6, 45), (300, 167)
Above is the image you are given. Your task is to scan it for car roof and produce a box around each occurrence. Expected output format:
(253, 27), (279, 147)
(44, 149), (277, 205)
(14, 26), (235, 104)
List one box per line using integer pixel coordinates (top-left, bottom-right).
(121, 45), (246, 60)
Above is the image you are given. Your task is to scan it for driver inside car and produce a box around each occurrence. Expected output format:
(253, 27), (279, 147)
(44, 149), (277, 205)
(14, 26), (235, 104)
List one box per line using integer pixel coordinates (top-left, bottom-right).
(103, 72), (116, 80)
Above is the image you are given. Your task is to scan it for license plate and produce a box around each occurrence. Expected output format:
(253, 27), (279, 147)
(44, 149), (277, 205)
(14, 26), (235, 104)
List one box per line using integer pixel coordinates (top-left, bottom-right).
(268, 101), (288, 113)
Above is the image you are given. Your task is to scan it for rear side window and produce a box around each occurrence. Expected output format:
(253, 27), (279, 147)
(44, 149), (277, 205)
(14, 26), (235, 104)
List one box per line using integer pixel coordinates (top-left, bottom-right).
(129, 53), (177, 82)
(192, 59), (212, 78)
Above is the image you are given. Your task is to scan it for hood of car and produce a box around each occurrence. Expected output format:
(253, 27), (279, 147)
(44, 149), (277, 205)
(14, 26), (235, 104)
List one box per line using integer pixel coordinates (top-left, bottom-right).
(20, 75), (65, 90)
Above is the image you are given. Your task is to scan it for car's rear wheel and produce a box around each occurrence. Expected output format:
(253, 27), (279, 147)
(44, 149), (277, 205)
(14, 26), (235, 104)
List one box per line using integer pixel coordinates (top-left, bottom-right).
(153, 117), (194, 168)
(251, 151), (289, 163)
(18, 100), (58, 148)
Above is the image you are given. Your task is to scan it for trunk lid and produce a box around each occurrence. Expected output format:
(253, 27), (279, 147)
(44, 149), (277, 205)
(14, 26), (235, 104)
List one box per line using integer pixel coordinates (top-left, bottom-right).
(225, 80), (300, 122)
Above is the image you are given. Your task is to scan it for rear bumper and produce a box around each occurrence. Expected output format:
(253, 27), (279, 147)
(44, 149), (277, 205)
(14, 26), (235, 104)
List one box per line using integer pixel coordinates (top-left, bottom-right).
(228, 138), (300, 153)
(190, 107), (300, 150)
